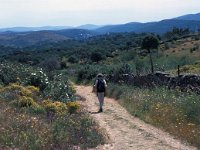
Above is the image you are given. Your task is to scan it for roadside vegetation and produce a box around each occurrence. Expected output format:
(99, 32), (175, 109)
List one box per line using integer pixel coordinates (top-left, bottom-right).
(106, 83), (200, 148)
(0, 62), (106, 149)
(0, 28), (200, 148)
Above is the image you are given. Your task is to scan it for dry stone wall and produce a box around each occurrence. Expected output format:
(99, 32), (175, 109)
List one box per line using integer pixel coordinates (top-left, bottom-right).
(106, 72), (200, 93)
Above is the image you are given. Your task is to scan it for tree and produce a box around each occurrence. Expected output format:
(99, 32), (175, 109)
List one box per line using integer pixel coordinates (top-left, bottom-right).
(68, 56), (78, 63)
(163, 27), (190, 40)
(91, 52), (104, 62)
(141, 35), (159, 74)
(40, 57), (61, 72)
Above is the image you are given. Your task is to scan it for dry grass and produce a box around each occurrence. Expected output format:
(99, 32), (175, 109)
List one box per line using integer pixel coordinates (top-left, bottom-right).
(179, 61), (200, 74)
(170, 61), (200, 74)
(163, 38), (200, 58)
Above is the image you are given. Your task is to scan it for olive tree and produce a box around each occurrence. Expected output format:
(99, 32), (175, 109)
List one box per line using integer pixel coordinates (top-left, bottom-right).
(141, 35), (159, 74)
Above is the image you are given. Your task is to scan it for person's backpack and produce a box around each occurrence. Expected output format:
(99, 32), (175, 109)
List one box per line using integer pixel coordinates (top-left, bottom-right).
(97, 79), (105, 92)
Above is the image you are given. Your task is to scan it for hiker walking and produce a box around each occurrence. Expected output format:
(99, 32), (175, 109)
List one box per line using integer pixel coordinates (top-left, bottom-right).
(93, 73), (107, 113)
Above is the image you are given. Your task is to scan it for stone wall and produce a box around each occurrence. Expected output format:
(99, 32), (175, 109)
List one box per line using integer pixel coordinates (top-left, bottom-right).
(106, 72), (200, 93)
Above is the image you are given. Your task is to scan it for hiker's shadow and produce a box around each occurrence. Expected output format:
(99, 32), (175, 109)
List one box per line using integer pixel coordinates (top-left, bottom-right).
(88, 111), (100, 114)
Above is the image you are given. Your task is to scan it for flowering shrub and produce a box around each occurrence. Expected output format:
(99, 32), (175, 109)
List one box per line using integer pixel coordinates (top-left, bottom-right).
(29, 69), (49, 91)
(42, 100), (67, 114)
(0, 84), (41, 112)
(43, 73), (76, 102)
(12, 96), (35, 107)
(26, 86), (40, 99)
(0, 62), (75, 102)
(0, 84), (39, 100)
(66, 101), (80, 114)
(0, 62), (48, 88)
(0, 62), (33, 85)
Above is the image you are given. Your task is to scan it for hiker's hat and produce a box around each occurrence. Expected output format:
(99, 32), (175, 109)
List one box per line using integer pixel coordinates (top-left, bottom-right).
(97, 73), (103, 78)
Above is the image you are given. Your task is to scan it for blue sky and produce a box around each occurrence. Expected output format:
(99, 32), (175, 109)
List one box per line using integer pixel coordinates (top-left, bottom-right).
(0, 0), (200, 27)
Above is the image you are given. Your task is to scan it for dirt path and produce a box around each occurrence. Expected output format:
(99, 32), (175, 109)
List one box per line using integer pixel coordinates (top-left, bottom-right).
(76, 85), (197, 150)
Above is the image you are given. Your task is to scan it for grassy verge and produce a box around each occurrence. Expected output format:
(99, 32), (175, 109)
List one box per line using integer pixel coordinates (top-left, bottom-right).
(0, 84), (106, 149)
(106, 83), (200, 148)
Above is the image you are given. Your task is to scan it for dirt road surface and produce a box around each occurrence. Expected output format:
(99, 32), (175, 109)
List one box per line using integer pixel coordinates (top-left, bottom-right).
(76, 85), (197, 150)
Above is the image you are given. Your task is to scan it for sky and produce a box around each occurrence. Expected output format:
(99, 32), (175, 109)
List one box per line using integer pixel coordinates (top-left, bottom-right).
(0, 0), (200, 28)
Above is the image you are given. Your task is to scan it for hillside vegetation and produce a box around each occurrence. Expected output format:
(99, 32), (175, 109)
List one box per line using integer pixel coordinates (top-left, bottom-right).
(0, 28), (200, 148)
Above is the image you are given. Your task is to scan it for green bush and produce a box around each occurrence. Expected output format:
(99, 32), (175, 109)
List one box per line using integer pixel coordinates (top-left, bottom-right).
(68, 56), (78, 63)
(91, 52), (104, 62)
(40, 57), (61, 72)
(117, 63), (132, 74)
(43, 73), (75, 102)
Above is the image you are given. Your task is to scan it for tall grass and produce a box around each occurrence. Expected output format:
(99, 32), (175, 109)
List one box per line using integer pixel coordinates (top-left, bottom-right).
(106, 83), (200, 148)
(154, 54), (199, 72)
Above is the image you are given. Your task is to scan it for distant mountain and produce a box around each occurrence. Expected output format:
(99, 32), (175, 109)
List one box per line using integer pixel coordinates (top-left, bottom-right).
(133, 19), (200, 34)
(95, 19), (200, 34)
(1, 13), (200, 47)
(76, 24), (103, 30)
(0, 26), (72, 32)
(95, 22), (142, 33)
(55, 29), (97, 39)
(0, 29), (97, 47)
(175, 13), (200, 21)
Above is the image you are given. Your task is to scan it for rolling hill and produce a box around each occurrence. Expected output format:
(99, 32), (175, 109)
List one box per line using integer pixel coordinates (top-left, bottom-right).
(95, 19), (200, 34)
(175, 13), (200, 21)
(0, 31), (68, 47)
(0, 29), (97, 47)
(0, 13), (200, 47)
